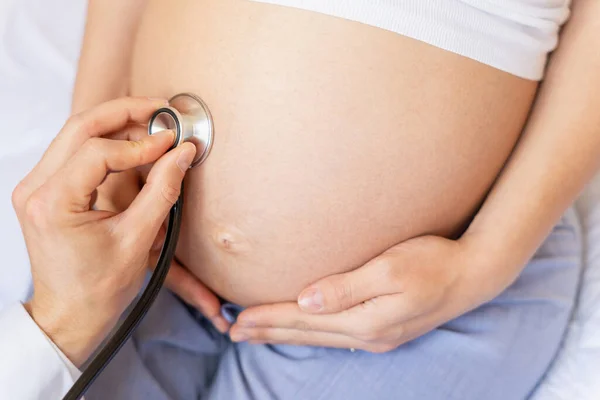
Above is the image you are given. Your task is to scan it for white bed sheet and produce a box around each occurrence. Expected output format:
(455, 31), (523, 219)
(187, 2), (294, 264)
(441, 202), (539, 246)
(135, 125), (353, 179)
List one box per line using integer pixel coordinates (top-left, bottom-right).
(0, 0), (598, 398)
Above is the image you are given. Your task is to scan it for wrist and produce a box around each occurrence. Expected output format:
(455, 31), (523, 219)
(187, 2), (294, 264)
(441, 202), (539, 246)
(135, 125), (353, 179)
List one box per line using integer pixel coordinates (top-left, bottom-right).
(24, 298), (116, 367)
(458, 232), (524, 302)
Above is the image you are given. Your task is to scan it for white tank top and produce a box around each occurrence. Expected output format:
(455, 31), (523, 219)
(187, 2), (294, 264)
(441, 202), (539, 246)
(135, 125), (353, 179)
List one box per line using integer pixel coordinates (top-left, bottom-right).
(251, 0), (571, 80)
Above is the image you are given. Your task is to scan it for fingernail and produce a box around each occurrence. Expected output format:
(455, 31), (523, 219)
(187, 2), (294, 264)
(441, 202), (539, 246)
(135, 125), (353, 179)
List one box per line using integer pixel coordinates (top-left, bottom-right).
(177, 148), (194, 172)
(230, 331), (249, 342)
(298, 287), (324, 312)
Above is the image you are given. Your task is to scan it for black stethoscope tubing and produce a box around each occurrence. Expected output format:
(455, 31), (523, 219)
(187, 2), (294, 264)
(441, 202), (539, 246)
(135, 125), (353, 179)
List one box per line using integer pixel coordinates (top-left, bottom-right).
(62, 186), (184, 400)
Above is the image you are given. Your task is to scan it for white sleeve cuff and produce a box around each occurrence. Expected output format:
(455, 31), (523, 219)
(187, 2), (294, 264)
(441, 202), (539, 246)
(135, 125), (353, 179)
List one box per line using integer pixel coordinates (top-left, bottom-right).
(39, 317), (82, 382)
(0, 303), (81, 399)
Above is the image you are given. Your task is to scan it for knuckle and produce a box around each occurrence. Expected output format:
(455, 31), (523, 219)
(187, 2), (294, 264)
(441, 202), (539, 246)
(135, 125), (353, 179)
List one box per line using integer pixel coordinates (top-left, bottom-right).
(134, 140), (152, 164)
(354, 321), (385, 342)
(84, 137), (105, 157)
(24, 194), (50, 227)
(67, 112), (101, 137)
(377, 257), (403, 288)
(11, 182), (28, 213)
(116, 96), (136, 107)
(403, 292), (426, 314)
(119, 235), (145, 265)
(293, 328), (310, 341)
(330, 280), (354, 308)
(76, 110), (101, 134)
(355, 330), (380, 343)
(124, 139), (146, 165)
(126, 138), (144, 152)
(250, 329), (268, 341)
(65, 113), (84, 130)
(291, 320), (313, 331)
(160, 183), (181, 205)
(367, 342), (397, 354)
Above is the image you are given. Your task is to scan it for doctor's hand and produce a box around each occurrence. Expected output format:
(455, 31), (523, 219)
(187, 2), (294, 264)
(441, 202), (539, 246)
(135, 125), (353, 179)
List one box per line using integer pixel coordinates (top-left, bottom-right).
(231, 234), (518, 352)
(11, 97), (196, 366)
(96, 150), (230, 334)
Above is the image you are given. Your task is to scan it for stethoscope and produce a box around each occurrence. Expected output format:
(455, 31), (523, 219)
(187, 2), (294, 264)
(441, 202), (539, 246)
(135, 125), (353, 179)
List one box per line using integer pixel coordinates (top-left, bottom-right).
(63, 93), (214, 400)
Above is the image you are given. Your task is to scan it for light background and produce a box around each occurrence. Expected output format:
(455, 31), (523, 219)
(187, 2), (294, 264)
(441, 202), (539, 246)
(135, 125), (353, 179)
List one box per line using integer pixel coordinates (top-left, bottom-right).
(0, 0), (16, 33)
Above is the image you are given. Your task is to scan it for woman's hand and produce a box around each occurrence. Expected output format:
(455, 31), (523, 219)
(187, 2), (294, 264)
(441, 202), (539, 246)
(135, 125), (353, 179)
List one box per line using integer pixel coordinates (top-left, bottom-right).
(231, 234), (517, 352)
(96, 154), (230, 334)
(11, 97), (196, 366)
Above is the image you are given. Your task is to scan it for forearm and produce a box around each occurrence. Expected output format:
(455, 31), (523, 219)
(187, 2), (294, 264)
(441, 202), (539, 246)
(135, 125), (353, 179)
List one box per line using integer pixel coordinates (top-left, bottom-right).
(465, 0), (600, 286)
(72, 0), (148, 114)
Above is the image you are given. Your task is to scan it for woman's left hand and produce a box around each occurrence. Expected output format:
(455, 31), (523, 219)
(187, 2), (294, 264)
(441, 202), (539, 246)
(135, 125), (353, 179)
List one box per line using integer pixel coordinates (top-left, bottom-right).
(230, 234), (518, 352)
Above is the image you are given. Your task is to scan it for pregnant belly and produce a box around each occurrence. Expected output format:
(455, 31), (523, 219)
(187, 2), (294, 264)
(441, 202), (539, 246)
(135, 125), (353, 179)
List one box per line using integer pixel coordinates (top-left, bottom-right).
(131, 0), (538, 306)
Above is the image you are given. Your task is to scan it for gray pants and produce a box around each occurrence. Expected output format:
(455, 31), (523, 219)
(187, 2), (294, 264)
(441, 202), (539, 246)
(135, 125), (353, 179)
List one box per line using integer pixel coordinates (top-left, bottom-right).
(88, 208), (582, 400)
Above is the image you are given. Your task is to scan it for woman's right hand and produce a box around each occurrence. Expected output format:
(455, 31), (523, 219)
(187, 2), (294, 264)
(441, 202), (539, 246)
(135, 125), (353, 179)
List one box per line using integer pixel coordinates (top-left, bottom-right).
(95, 132), (230, 334)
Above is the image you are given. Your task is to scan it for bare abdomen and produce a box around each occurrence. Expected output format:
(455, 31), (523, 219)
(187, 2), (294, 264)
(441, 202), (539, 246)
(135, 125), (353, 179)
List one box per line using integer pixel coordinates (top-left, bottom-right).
(130, 0), (537, 306)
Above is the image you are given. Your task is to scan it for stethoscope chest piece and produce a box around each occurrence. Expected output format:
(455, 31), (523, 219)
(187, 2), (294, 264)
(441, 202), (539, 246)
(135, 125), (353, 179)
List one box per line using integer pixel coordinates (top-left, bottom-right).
(148, 93), (214, 168)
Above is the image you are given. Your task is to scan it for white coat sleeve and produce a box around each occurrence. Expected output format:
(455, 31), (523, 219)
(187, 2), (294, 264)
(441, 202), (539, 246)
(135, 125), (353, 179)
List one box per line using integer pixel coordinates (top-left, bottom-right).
(0, 303), (81, 400)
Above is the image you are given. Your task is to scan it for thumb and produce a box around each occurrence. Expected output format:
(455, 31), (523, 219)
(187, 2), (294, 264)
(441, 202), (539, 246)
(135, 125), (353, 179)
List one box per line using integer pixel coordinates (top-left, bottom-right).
(297, 257), (397, 314)
(116, 142), (196, 247)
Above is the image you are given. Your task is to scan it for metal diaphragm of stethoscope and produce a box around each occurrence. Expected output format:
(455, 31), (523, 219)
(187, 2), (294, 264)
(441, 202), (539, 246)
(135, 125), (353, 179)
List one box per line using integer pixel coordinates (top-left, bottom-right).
(148, 93), (215, 167)
(63, 93), (214, 400)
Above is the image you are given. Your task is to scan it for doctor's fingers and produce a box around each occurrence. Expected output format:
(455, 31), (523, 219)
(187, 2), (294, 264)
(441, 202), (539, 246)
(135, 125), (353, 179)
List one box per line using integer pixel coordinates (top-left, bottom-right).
(147, 243), (231, 334)
(91, 125), (148, 212)
(14, 98), (167, 204)
(44, 129), (176, 214)
(115, 142), (196, 251)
